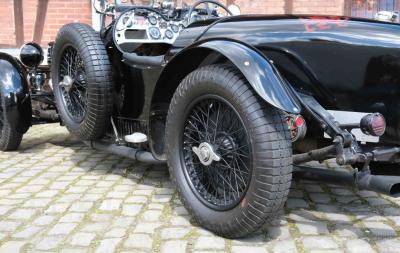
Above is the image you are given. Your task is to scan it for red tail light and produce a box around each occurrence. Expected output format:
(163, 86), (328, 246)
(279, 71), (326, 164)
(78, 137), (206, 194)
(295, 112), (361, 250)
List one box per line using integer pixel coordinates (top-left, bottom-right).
(360, 113), (386, 137)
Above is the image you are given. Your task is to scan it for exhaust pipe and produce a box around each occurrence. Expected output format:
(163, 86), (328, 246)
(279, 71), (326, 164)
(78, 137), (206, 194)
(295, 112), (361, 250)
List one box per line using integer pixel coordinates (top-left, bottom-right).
(85, 141), (166, 165)
(357, 171), (400, 197)
(294, 166), (400, 197)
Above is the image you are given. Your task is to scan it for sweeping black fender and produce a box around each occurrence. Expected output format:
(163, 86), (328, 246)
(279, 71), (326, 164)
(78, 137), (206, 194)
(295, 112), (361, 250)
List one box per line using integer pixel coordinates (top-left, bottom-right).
(0, 53), (32, 133)
(197, 40), (301, 114)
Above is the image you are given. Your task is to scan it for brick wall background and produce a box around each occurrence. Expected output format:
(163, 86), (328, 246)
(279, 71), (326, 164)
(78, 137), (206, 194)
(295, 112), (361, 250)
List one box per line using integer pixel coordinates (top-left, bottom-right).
(0, 0), (15, 46)
(0, 0), (347, 48)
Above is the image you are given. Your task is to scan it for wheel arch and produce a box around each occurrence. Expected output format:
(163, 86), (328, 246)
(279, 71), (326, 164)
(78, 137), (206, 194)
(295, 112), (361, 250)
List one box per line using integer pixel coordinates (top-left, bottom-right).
(149, 39), (301, 159)
(0, 53), (32, 134)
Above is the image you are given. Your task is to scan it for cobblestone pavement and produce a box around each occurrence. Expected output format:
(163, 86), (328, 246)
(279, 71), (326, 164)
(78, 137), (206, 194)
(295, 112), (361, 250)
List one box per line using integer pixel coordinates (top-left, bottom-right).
(1, 124), (400, 253)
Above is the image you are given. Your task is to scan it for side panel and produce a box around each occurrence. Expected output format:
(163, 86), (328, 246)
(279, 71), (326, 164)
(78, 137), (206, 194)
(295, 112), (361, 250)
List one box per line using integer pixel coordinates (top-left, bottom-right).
(0, 53), (32, 134)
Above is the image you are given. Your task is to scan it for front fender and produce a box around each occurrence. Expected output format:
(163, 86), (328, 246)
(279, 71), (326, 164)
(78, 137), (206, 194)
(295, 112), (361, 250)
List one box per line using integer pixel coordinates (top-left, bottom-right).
(197, 40), (301, 114)
(0, 53), (32, 133)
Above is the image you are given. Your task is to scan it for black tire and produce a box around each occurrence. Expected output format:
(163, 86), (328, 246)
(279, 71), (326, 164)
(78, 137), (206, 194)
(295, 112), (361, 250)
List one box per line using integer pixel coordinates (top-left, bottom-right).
(0, 99), (23, 151)
(166, 65), (293, 238)
(51, 23), (113, 140)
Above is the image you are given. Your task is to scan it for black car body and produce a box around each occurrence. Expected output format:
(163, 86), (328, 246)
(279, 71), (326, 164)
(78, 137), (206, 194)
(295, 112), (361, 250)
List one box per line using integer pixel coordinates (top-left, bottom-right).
(1, 0), (400, 238)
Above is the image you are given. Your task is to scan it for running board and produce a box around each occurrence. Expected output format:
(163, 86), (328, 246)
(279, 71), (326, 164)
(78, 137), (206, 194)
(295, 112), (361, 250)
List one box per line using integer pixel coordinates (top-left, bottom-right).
(84, 141), (165, 165)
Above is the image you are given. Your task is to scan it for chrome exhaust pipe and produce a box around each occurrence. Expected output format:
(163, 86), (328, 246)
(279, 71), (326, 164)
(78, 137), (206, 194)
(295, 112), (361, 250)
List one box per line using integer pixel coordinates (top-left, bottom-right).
(294, 166), (400, 198)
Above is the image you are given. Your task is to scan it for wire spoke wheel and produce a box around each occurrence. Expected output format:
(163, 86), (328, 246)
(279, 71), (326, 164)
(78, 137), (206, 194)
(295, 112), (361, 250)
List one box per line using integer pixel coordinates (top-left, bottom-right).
(58, 46), (87, 123)
(182, 97), (252, 211)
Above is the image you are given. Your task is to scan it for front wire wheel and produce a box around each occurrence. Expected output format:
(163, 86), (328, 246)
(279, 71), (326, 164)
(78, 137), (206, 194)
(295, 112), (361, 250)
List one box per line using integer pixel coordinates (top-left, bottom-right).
(51, 23), (113, 140)
(166, 65), (293, 238)
(58, 46), (87, 123)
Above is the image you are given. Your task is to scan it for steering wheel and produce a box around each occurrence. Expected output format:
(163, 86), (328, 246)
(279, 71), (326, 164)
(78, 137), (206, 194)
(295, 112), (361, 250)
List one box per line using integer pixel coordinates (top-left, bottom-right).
(187, 0), (233, 24)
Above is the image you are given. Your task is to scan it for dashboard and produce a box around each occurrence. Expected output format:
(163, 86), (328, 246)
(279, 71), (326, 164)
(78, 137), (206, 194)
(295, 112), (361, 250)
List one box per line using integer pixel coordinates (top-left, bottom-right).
(114, 10), (188, 52)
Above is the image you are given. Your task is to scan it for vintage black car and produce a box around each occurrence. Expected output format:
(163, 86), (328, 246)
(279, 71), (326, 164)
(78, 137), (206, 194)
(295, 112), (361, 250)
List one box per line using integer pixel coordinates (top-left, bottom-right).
(1, 0), (400, 238)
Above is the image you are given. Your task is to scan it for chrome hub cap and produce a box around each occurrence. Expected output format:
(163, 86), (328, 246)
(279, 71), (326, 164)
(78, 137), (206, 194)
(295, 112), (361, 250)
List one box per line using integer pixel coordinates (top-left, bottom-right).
(59, 75), (74, 92)
(192, 142), (221, 166)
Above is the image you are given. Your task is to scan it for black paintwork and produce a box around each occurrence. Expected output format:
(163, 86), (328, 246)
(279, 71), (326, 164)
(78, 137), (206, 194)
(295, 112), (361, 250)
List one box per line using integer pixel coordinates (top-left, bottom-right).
(0, 53), (32, 134)
(110, 14), (400, 146)
(20, 43), (44, 69)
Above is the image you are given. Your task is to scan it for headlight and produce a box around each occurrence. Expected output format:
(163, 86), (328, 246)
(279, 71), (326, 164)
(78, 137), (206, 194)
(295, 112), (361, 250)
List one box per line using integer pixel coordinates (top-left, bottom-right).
(20, 42), (44, 69)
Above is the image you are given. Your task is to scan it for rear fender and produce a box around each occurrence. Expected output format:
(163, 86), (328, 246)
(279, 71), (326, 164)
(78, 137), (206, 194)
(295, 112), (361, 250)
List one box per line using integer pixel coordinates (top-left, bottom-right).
(197, 40), (301, 114)
(0, 53), (32, 133)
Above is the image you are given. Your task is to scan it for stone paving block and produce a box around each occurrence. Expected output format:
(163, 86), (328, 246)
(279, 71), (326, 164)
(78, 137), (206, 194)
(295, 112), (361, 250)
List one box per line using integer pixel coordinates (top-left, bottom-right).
(99, 199), (122, 211)
(0, 221), (20, 232)
(296, 221), (330, 235)
(142, 210), (162, 222)
(13, 226), (43, 239)
(334, 224), (364, 237)
(33, 215), (56, 226)
(124, 233), (153, 249)
(133, 222), (162, 233)
(45, 203), (70, 214)
(170, 216), (191, 226)
(104, 228), (127, 238)
(81, 222), (109, 232)
(69, 202), (93, 212)
(272, 240), (297, 253)
(194, 236), (225, 250)
(286, 198), (310, 209)
(161, 240), (188, 253)
(365, 198), (392, 206)
(345, 239), (376, 253)
(376, 238), (400, 253)
(95, 238), (122, 253)
(69, 232), (96, 246)
(363, 222), (397, 237)
(121, 204), (142, 216)
(0, 241), (27, 252)
(160, 227), (191, 240)
(0, 206), (13, 215)
(8, 209), (36, 220)
(48, 223), (77, 235)
(35, 236), (63, 250)
(302, 236), (339, 250)
(266, 226), (291, 240)
(231, 245), (268, 253)
(59, 213), (85, 223)
(125, 196), (148, 203)
(309, 193), (332, 204)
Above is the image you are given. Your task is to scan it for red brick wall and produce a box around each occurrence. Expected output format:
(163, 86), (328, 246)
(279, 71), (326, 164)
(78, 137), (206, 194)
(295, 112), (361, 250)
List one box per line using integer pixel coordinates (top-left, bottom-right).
(0, 0), (91, 47)
(0, 0), (15, 46)
(0, 0), (346, 47)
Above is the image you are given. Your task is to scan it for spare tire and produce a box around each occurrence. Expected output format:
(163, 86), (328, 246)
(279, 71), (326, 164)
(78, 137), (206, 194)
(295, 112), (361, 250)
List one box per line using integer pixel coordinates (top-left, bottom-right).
(51, 23), (113, 140)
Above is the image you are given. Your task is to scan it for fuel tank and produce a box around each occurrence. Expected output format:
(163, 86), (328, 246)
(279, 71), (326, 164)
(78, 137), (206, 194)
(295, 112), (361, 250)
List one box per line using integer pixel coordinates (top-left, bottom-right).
(180, 15), (400, 144)
(0, 53), (32, 134)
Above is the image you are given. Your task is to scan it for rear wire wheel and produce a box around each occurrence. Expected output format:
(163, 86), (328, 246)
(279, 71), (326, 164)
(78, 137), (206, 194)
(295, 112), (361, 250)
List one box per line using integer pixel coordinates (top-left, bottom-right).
(166, 65), (293, 238)
(182, 97), (252, 211)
